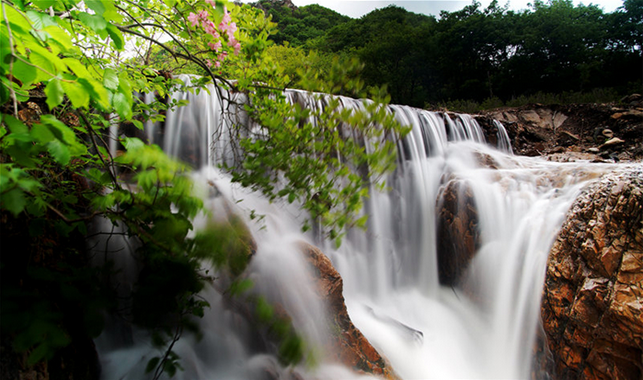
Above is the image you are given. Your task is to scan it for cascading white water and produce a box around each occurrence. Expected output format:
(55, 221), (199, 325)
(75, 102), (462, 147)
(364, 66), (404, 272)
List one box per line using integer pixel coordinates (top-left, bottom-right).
(96, 80), (616, 379)
(331, 139), (613, 379)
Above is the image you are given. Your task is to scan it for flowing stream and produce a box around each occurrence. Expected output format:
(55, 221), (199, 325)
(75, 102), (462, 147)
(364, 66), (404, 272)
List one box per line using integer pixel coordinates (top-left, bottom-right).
(95, 79), (615, 379)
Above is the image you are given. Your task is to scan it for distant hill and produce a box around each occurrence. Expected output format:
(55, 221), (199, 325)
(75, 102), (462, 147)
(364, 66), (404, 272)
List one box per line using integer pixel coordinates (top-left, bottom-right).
(251, 0), (351, 46)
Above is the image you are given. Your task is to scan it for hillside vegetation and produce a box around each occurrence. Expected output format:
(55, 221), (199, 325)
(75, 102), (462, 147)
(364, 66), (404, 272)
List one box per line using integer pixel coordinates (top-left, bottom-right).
(254, 0), (642, 108)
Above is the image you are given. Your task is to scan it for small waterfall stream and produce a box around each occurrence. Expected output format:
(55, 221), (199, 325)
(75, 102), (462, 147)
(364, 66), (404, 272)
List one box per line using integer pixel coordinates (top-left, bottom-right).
(96, 80), (616, 379)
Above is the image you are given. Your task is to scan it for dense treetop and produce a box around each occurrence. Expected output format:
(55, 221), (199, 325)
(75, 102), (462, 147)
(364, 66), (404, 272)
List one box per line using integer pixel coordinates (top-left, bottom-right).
(257, 0), (642, 108)
(253, 0), (351, 46)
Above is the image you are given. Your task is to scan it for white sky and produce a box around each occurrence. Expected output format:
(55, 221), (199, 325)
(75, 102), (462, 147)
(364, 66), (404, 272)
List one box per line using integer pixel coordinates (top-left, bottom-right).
(285, 0), (626, 18)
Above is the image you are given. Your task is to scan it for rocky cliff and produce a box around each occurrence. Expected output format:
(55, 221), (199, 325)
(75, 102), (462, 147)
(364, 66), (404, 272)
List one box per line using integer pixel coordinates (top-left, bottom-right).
(540, 168), (643, 380)
(477, 96), (643, 163)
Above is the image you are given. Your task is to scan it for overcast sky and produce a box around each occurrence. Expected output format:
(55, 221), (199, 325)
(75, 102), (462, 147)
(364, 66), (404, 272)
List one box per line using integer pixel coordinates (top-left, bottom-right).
(284, 0), (626, 18)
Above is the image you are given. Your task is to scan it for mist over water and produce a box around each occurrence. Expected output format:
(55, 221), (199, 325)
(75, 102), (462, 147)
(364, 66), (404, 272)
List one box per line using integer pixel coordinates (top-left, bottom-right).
(96, 82), (615, 379)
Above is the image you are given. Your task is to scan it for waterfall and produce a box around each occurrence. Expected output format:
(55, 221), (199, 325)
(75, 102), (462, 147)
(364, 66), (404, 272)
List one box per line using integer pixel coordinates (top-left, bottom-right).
(96, 80), (615, 379)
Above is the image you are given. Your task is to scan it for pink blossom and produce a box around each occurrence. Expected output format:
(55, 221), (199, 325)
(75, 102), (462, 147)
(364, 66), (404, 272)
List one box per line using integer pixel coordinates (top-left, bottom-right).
(221, 8), (231, 25)
(226, 22), (237, 39)
(203, 20), (218, 36)
(228, 38), (241, 55)
(198, 10), (209, 20)
(214, 60), (221, 68)
(205, 0), (216, 7)
(187, 12), (199, 27)
(219, 22), (236, 40)
(206, 59), (213, 68)
(232, 41), (241, 56)
(208, 41), (222, 52)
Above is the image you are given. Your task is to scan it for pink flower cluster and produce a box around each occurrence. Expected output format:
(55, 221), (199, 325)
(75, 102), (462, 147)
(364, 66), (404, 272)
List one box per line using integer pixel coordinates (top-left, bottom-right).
(187, 2), (241, 69)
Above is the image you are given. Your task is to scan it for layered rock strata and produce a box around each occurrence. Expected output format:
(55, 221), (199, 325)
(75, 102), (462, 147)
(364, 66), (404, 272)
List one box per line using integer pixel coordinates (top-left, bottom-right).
(540, 168), (643, 380)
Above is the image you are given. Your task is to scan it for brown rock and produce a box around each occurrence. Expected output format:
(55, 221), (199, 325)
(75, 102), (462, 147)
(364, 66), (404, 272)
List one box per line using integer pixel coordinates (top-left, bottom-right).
(539, 168), (643, 380)
(599, 137), (625, 150)
(620, 94), (642, 105)
(298, 242), (400, 380)
(17, 101), (42, 125)
(436, 179), (480, 286)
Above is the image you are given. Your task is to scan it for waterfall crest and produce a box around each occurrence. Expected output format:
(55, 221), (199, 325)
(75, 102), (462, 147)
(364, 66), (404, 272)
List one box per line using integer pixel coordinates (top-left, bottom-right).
(97, 81), (615, 379)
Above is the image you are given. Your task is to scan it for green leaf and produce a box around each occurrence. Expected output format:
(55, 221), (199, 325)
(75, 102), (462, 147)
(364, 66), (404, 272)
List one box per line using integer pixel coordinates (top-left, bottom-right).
(228, 278), (254, 296)
(43, 26), (74, 52)
(26, 343), (50, 366)
(63, 58), (92, 79)
(103, 68), (119, 91)
(3, 115), (26, 133)
(255, 297), (274, 323)
(122, 137), (144, 151)
(145, 357), (160, 374)
(106, 24), (124, 50)
(77, 12), (107, 33)
(40, 115), (78, 146)
(1, 188), (27, 216)
(0, 80), (9, 105)
(5, 145), (38, 167)
(78, 77), (110, 110)
(44, 79), (64, 109)
(30, 50), (58, 83)
(26, 10), (57, 30)
(84, 0), (106, 15)
(12, 58), (37, 86)
(132, 120), (144, 130)
(112, 91), (132, 120)
(1, 6), (31, 33)
(31, 1), (57, 11)
(118, 73), (132, 95)
(47, 139), (70, 165)
(164, 360), (177, 378)
(61, 80), (89, 108)
(11, 0), (27, 11)
(30, 122), (55, 143)
(212, 5), (225, 25)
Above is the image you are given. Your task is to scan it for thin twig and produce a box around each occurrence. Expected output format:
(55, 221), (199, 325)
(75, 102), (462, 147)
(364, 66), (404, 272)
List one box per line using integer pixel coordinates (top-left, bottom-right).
(77, 110), (121, 188)
(2, 2), (18, 117)
(152, 321), (183, 380)
(46, 202), (102, 223)
(114, 20), (237, 101)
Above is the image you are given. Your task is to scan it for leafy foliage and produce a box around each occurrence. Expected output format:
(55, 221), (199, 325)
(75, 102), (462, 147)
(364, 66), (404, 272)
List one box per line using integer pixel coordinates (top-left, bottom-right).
(0, 0), (407, 377)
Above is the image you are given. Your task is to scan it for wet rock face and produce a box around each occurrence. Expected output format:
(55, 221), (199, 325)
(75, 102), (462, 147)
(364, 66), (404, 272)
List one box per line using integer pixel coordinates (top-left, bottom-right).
(436, 179), (480, 286)
(298, 242), (399, 380)
(540, 168), (643, 380)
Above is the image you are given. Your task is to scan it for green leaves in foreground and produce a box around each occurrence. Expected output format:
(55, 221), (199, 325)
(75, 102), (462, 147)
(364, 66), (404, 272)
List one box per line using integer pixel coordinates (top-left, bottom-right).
(233, 58), (408, 246)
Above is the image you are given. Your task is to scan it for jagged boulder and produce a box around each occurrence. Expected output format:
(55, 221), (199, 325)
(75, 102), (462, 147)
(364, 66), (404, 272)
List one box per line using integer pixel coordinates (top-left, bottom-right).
(540, 168), (643, 380)
(298, 242), (400, 380)
(436, 179), (480, 286)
